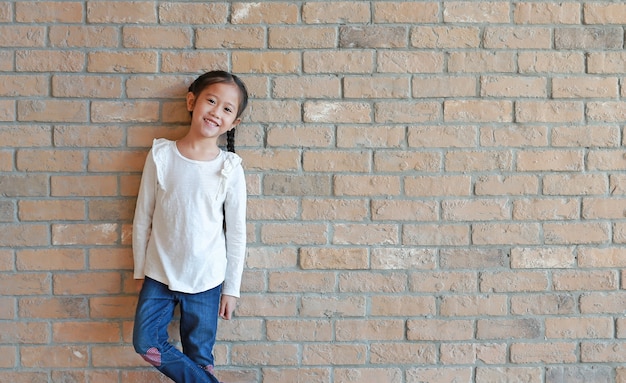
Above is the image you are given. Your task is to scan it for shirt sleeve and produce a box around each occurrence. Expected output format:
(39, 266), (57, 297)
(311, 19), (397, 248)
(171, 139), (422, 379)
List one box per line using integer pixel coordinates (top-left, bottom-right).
(132, 149), (157, 279)
(222, 161), (247, 297)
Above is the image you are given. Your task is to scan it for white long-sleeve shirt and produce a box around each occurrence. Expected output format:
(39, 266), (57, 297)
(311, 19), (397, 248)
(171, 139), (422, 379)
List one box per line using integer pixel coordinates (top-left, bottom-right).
(132, 138), (247, 296)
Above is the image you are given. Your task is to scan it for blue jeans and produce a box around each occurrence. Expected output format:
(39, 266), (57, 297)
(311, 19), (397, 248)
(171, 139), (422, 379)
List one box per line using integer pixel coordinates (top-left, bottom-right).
(133, 277), (222, 383)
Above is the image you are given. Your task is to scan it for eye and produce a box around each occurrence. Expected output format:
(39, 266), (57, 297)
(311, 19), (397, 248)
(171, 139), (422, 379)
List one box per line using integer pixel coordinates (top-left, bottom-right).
(225, 107), (233, 113)
(207, 98), (216, 104)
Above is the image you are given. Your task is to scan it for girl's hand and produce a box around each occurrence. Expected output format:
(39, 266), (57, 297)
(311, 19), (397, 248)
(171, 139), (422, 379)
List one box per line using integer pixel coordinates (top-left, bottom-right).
(219, 294), (238, 320)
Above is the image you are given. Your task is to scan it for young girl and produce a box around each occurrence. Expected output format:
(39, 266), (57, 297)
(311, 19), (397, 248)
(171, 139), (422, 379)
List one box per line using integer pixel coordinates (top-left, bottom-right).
(132, 70), (249, 383)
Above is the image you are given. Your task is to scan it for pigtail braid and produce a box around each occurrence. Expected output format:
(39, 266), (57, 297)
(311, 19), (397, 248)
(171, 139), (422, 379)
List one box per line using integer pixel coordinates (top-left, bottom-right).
(226, 129), (236, 153)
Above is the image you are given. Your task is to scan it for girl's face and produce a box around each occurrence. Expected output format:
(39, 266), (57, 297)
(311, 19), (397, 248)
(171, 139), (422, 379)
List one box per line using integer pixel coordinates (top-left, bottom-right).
(186, 82), (242, 140)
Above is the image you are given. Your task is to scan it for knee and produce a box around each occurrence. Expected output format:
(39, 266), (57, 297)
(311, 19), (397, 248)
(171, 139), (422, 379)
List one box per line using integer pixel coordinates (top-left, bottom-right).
(137, 346), (162, 367)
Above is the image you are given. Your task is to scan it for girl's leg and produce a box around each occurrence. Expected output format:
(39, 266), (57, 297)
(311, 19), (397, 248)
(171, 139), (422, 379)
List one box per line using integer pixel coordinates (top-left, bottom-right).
(133, 277), (217, 383)
(179, 284), (222, 382)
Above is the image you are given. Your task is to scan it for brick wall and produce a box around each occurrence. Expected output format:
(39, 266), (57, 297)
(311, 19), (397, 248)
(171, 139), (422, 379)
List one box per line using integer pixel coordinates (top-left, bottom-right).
(1, 1), (625, 382)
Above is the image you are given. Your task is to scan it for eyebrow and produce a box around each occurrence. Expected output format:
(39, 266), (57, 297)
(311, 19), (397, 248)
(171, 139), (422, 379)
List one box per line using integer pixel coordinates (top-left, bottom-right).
(205, 93), (237, 110)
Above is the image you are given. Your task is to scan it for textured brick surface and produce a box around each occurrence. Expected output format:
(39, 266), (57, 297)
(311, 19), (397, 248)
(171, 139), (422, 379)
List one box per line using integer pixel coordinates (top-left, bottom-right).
(2, 1), (626, 382)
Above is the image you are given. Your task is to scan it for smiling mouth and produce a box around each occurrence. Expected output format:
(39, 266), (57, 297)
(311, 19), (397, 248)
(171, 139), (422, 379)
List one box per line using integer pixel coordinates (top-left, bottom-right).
(204, 117), (219, 127)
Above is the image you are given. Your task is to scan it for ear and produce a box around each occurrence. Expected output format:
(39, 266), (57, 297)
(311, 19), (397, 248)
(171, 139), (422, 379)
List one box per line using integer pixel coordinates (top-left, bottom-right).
(186, 91), (196, 112)
(229, 118), (241, 131)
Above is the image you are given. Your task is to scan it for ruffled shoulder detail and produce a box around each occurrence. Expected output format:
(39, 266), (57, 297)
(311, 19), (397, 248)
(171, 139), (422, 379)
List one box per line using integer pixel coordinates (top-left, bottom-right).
(151, 138), (174, 191)
(217, 151), (243, 200)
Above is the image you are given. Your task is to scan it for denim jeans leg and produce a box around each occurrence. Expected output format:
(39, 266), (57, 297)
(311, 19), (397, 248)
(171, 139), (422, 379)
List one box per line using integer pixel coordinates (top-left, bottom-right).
(179, 284), (222, 381)
(133, 277), (219, 383)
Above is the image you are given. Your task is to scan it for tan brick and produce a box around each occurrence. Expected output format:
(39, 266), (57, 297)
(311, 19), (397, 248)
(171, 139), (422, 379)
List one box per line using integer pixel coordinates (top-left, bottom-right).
(304, 101), (371, 123)
(52, 223), (118, 246)
(49, 25), (118, 48)
(0, 2), (10, 22)
(158, 2), (227, 24)
(19, 200), (85, 221)
(553, 77), (618, 98)
(407, 368), (473, 383)
(0, 75), (47, 97)
(442, 199), (509, 221)
(374, 2), (439, 23)
(339, 271), (406, 293)
(89, 248), (133, 270)
(371, 343), (436, 365)
(0, 224), (49, 247)
(303, 150), (370, 172)
(87, 51), (158, 73)
(91, 101), (159, 123)
(0, 51), (12, 71)
(446, 150), (512, 172)
(588, 149), (626, 171)
(240, 149), (300, 172)
(441, 343), (507, 365)
(588, 101), (626, 123)
(578, 247), (626, 268)
(370, 296), (436, 317)
(481, 75), (547, 97)
(334, 175), (400, 196)
(344, 76), (409, 98)
(18, 297), (88, 319)
(553, 270), (618, 291)
(475, 175), (538, 196)
(371, 248), (437, 270)
(0, 250), (14, 272)
(405, 175), (472, 197)
(546, 317), (613, 339)
(300, 295), (366, 317)
(485, 27), (551, 48)
(510, 342), (577, 363)
(16, 1), (82, 22)
(0, 174), (48, 197)
(444, 100), (512, 123)
(379, 52), (444, 74)
(410, 271), (477, 293)
(584, 198), (626, 219)
(269, 271), (335, 293)
(247, 197), (297, 220)
(266, 319), (331, 342)
(16, 149), (84, 172)
(333, 223), (398, 245)
(514, 2), (580, 24)
(267, 123), (333, 148)
(18, 100), (87, 123)
(232, 343), (298, 366)
(374, 151), (441, 173)
(231, 2), (297, 24)
(544, 222), (610, 245)
(298, 247), (368, 271)
(269, 26), (336, 49)
(407, 319), (474, 341)
(403, 224), (470, 246)
(511, 293), (576, 315)
(409, 125), (476, 147)
(439, 248), (509, 270)
(90, 296), (137, 319)
(87, 1), (156, 23)
(543, 174), (606, 195)
(301, 198), (368, 221)
(580, 293), (626, 314)
(196, 27), (264, 49)
(0, 345), (15, 368)
(477, 318), (542, 339)
(337, 319), (404, 341)
(511, 247), (576, 269)
(16, 50), (84, 72)
(261, 368), (330, 383)
(0, 322), (49, 343)
(555, 27), (623, 49)
(411, 26), (481, 48)
(0, 26), (45, 47)
(52, 75), (123, 99)
(517, 149), (583, 172)
(413, 76), (475, 97)
(303, 343), (366, 365)
(371, 200), (438, 221)
(444, 2), (510, 22)
(303, 51), (374, 73)
(584, 3), (626, 24)
(54, 125), (124, 147)
(125, 74), (188, 99)
(0, 272), (50, 295)
(449, 51), (516, 73)
(263, 174), (330, 196)
(88, 150), (147, 172)
(123, 26), (191, 49)
(53, 322), (120, 343)
(302, 2), (370, 24)
(519, 52), (585, 73)
(588, 52), (626, 74)
(480, 271), (548, 292)
(260, 223), (327, 245)
(233, 51), (300, 74)
(340, 25), (406, 48)
(273, 76), (341, 99)
(582, 342), (626, 363)
(517, 101), (584, 123)
(376, 101), (440, 123)
(552, 125), (620, 147)
(441, 295), (507, 317)
(51, 175), (117, 197)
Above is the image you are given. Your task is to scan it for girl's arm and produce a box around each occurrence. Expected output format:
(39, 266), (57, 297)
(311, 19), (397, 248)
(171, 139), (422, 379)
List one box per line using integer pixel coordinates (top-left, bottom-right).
(132, 150), (157, 279)
(222, 161), (247, 297)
